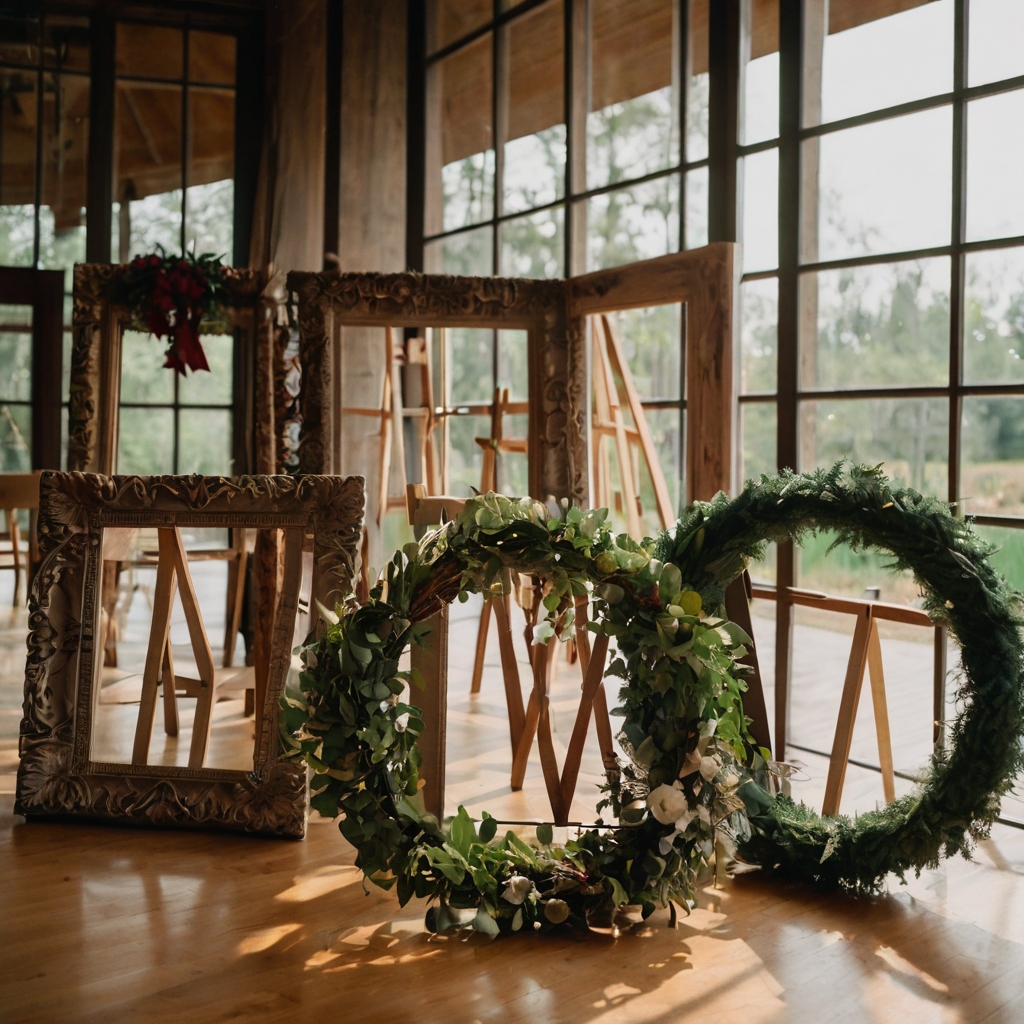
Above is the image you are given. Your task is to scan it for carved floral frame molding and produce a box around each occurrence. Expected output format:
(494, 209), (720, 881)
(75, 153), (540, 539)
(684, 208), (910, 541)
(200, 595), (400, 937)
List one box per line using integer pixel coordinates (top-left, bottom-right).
(68, 264), (282, 476)
(15, 471), (364, 838)
(286, 270), (588, 506)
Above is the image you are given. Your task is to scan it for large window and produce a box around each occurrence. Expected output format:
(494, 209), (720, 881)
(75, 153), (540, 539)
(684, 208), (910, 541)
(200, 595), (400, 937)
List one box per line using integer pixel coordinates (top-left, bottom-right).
(421, 0), (706, 506)
(413, 0), (1024, 816)
(0, 9), (249, 474)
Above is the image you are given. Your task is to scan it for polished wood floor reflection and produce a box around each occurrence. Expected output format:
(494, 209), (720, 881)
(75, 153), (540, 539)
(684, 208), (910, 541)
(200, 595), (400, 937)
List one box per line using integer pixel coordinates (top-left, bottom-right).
(4, 587), (1024, 1021)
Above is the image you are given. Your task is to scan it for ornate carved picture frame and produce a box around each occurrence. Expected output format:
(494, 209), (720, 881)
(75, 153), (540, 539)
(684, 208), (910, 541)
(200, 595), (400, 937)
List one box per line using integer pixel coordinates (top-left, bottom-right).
(68, 264), (281, 476)
(286, 270), (587, 507)
(15, 471), (364, 838)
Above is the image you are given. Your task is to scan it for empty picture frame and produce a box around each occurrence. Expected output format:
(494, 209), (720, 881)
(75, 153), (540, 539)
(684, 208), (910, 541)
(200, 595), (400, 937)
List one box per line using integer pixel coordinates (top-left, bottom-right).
(15, 471), (364, 838)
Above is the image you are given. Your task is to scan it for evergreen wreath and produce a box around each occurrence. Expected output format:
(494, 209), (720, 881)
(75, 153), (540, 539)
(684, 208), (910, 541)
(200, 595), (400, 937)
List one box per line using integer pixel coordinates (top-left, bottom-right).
(659, 462), (1024, 891)
(285, 464), (1024, 936)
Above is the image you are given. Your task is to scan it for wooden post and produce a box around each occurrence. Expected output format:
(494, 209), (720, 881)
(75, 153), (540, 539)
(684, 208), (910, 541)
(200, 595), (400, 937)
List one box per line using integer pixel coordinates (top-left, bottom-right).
(412, 606), (448, 819)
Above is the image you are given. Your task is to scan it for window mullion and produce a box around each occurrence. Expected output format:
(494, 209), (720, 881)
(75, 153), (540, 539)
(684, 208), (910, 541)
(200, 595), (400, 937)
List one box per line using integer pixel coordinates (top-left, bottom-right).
(949, 0), (969, 512)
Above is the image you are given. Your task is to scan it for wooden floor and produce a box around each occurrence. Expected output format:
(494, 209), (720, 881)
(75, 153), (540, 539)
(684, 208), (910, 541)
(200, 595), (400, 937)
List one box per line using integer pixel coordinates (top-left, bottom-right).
(4, 577), (1024, 1022)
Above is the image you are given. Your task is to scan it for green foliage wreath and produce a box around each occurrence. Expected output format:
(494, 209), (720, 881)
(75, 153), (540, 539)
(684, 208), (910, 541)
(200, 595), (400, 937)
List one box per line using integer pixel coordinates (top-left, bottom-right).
(283, 494), (759, 936)
(285, 464), (1024, 936)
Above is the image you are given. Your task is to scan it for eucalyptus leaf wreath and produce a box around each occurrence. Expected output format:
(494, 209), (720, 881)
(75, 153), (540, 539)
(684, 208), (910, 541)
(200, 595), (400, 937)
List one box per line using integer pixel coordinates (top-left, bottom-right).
(284, 463), (1024, 937)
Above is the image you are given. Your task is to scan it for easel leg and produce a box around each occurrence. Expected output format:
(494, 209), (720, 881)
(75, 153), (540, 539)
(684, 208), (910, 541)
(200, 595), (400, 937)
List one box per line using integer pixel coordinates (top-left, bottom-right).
(132, 532), (177, 766)
(470, 598), (492, 695)
(866, 619), (896, 804)
(822, 608), (872, 816)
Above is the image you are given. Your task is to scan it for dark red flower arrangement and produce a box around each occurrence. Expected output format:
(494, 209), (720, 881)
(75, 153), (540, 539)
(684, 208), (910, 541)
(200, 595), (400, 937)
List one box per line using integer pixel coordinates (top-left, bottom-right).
(116, 250), (226, 375)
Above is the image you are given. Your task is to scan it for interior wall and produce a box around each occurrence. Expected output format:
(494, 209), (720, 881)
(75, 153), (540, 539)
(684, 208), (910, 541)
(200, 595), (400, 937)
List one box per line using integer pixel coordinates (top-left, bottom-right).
(335, 0), (408, 570)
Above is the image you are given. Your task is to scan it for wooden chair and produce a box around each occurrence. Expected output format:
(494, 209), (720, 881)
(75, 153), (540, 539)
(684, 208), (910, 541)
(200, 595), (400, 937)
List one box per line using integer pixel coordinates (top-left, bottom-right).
(0, 472), (41, 607)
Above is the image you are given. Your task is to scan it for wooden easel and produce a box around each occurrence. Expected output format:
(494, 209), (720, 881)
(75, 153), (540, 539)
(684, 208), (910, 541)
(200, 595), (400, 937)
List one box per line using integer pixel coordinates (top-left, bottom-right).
(131, 526), (254, 769)
(347, 328), (443, 598)
(469, 387), (528, 695)
(406, 485), (617, 824)
(821, 603), (896, 815)
(591, 313), (675, 537)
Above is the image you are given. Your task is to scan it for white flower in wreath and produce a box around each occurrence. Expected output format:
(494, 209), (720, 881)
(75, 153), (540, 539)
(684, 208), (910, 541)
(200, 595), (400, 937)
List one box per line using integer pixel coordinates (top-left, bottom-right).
(647, 782), (690, 825)
(502, 875), (536, 905)
(658, 807), (696, 856)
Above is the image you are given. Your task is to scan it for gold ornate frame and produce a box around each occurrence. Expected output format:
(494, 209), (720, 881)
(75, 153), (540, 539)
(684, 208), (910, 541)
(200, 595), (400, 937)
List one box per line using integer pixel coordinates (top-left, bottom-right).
(68, 264), (281, 476)
(287, 271), (587, 506)
(15, 471), (364, 838)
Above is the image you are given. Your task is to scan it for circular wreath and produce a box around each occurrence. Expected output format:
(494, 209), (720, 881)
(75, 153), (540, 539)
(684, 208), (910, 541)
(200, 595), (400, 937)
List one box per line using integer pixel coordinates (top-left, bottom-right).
(285, 464), (1024, 937)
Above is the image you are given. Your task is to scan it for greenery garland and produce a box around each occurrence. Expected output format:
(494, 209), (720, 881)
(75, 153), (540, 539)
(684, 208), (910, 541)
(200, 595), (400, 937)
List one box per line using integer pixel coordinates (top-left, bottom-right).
(282, 494), (760, 936)
(286, 463), (1024, 936)
(656, 462), (1024, 891)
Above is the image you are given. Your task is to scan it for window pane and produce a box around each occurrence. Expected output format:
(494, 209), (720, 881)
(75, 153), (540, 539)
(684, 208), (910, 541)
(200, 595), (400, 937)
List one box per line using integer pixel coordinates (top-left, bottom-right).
(424, 225), (493, 275)
(974, 525), (1024, 591)
(814, 106), (952, 262)
(117, 406), (174, 474)
(687, 0), (709, 162)
(586, 176), (679, 272)
(743, 52), (778, 145)
(178, 334), (233, 405)
(497, 329), (528, 401)
(39, 72), (89, 289)
(436, 35), (494, 231)
(0, 402), (31, 471)
(966, 88), (1024, 244)
(44, 16), (90, 73)
(964, 247), (1024, 385)
(116, 81), (183, 259)
(961, 396), (1024, 517)
(797, 530), (917, 602)
(0, 68), (37, 267)
(742, 147), (778, 273)
(801, 397), (948, 498)
(499, 207), (563, 278)
(802, 258), (950, 390)
(0, 308), (32, 402)
(969, 0), (1024, 88)
(588, 0), (677, 190)
(503, 0), (564, 215)
(606, 304), (682, 402)
(643, 406), (682, 519)
(120, 331), (175, 404)
(428, 0), (491, 54)
(741, 401), (776, 482)
(498, 414), (529, 498)
(187, 87), (235, 258)
(448, 329), (493, 404)
(116, 24), (183, 80)
(0, 13), (38, 66)
(448, 413), (489, 496)
(741, 278), (777, 393)
(685, 166), (708, 249)
(189, 30), (236, 85)
(178, 408), (232, 475)
(820, 0), (952, 125)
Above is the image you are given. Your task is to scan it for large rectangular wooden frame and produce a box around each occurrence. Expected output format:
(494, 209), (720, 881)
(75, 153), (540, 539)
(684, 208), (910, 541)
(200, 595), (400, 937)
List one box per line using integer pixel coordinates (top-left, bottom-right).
(15, 471), (364, 838)
(568, 244), (740, 504)
(287, 270), (587, 505)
